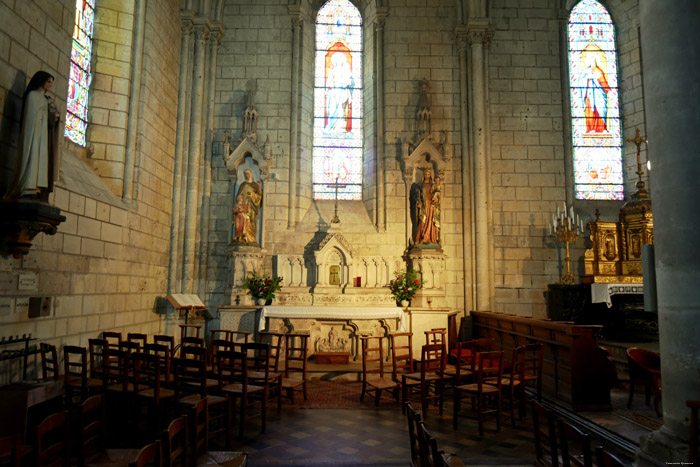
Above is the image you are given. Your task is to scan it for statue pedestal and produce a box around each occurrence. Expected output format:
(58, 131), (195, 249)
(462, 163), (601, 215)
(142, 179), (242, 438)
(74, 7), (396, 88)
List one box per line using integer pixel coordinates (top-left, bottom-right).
(228, 243), (266, 304)
(405, 246), (447, 308)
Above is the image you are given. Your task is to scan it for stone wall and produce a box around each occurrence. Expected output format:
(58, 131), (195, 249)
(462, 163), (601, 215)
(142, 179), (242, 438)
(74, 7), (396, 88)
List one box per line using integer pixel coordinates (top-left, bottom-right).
(0, 0), (181, 368)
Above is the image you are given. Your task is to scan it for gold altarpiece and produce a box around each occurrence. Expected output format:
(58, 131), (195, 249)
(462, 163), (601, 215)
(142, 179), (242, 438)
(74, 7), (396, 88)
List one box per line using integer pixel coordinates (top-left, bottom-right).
(583, 130), (653, 284)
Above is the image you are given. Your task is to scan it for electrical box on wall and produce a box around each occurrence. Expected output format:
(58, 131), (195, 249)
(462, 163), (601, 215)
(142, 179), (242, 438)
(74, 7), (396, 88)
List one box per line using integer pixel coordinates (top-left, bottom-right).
(28, 297), (52, 318)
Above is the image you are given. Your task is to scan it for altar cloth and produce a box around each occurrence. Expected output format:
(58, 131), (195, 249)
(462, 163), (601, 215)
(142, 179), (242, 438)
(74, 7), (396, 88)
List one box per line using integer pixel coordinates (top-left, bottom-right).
(258, 305), (406, 331)
(591, 283), (644, 308)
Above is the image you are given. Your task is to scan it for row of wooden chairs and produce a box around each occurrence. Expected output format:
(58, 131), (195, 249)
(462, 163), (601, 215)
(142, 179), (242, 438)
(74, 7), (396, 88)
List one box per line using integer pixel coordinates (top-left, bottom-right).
(532, 400), (627, 467)
(0, 394), (105, 467)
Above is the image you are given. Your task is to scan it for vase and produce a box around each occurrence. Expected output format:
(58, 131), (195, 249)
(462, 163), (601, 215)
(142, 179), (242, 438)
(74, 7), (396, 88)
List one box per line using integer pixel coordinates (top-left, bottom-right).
(256, 298), (266, 306)
(400, 300), (410, 308)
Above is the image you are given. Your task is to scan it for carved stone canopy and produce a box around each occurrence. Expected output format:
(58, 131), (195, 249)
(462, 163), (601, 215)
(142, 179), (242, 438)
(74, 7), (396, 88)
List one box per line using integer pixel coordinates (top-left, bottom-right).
(404, 138), (447, 183)
(224, 133), (270, 182)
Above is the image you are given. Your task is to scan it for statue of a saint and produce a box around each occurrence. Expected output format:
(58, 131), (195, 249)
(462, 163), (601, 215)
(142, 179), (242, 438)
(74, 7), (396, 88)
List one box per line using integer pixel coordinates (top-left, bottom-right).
(4, 71), (60, 201)
(232, 169), (262, 244)
(413, 167), (441, 246)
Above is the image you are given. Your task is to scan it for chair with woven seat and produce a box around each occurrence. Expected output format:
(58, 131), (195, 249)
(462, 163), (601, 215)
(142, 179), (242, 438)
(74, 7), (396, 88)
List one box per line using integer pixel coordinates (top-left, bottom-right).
(558, 418), (592, 467)
(189, 397), (207, 463)
(102, 331), (122, 348)
(627, 347), (661, 416)
(360, 336), (399, 406)
(153, 335), (175, 360)
(402, 343), (445, 419)
(390, 332), (419, 414)
(88, 338), (108, 381)
(173, 358), (231, 447)
(36, 411), (70, 467)
(64, 346), (103, 405)
(119, 340), (141, 356)
(40, 343), (60, 382)
(162, 416), (187, 467)
(133, 352), (175, 431)
(216, 350), (266, 437)
(129, 440), (162, 467)
(405, 403), (422, 467)
(454, 350), (503, 436)
(495, 343), (543, 425)
(245, 342), (281, 415)
(532, 400), (558, 467)
(145, 343), (173, 388)
(282, 334), (308, 403)
(128, 333), (148, 349)
(78, 395), (106, 466)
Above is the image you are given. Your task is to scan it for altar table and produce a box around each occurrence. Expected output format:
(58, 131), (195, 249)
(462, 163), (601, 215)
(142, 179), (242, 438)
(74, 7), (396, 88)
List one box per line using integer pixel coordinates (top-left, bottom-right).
(591, 283), (644, 308)
(258, 305), (406, 332)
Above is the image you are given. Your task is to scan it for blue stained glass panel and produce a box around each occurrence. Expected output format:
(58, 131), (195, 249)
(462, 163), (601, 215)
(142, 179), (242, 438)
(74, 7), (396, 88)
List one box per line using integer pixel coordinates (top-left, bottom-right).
(568, 0), (623, 200)
(65, 0), (93, 146)
(313, 0), (362, 200)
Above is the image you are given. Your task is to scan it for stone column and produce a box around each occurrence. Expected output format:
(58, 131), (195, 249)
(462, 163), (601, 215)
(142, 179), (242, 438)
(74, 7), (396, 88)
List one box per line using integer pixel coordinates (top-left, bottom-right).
(181, 19), (210, 293)
(468, 21), (493, 311)
(287, 9), (304, 228)
(122, 0), (147, 203)
(456, 30), (475, 312)
(197, 23), (224, 297)
(637, 2), (700, 465)
(373, 9), (388, 231)
(167, 13), (193, 293)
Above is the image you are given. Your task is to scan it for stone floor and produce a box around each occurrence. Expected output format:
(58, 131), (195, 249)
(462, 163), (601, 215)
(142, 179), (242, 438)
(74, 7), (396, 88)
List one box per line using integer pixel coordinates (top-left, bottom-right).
(216, 382), (653, 466)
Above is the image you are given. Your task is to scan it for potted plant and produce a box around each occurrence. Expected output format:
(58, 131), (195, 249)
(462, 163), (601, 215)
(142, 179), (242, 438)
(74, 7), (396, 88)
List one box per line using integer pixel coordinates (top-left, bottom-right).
(241, 270), (283, 306)
(389, 269), (423, 307)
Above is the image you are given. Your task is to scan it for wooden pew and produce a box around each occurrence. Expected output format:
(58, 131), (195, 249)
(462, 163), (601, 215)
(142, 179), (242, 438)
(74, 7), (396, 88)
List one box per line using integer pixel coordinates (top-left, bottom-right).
(470, 311), (616, 411)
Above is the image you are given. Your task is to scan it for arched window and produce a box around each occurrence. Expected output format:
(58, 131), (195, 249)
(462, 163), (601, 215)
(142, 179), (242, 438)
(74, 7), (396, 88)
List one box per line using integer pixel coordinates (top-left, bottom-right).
(568, 0), (623, 200)
(65, 0), (94, 146)
(313, 0), (363, 200)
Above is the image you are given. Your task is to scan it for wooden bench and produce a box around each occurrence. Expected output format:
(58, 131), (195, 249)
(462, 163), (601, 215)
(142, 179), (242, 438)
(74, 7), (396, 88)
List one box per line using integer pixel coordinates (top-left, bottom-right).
(471, 311), (616, 411)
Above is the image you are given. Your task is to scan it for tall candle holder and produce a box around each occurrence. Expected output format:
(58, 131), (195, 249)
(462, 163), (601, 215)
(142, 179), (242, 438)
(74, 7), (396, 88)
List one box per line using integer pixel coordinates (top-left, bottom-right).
(550, 203), (584, 285)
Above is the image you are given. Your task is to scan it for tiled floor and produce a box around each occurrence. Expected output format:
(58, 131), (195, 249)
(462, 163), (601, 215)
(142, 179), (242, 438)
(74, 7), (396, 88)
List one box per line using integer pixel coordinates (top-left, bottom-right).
(216, 382), (652, 466)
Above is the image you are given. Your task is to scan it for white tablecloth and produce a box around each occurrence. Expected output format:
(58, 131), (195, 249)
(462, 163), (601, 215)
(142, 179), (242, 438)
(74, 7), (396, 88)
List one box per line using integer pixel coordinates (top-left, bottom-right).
(591, 283), (644, 308)
(258, 305), (406, 331)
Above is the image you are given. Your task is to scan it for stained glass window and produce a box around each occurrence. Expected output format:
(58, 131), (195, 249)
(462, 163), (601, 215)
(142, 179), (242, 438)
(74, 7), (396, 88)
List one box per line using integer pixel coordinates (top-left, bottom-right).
(313, 0), (363, 200)
(65, 0), (94, 146)
(568, 0), (623, 200)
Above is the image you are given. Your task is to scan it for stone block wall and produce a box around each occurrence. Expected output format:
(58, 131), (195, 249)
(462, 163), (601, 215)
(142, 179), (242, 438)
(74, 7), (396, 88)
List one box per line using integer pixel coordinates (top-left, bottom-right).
(0, 0), (181, 368)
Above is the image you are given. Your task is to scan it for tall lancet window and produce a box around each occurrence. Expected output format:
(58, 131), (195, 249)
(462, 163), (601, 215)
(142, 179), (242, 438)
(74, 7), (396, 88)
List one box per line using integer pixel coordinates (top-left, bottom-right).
(65, 0), (94, 146)
(568, 0), (623, 200)
(313, 0), (363, 200)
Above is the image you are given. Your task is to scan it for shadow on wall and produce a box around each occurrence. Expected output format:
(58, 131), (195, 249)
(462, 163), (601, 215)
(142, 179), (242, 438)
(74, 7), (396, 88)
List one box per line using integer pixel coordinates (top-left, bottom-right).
(0, 71), (27, 195)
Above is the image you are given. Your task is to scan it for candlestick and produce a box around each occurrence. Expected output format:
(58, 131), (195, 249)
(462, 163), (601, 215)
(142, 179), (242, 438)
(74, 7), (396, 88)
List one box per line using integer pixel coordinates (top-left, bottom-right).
(551, 203), (581, 285)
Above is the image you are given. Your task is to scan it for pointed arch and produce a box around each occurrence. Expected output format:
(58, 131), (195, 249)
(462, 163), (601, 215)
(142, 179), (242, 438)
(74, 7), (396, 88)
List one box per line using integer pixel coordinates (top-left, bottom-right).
(65, 0), (95, 146)
(567, 0), (623, 200)
(312, 0), (363, 200)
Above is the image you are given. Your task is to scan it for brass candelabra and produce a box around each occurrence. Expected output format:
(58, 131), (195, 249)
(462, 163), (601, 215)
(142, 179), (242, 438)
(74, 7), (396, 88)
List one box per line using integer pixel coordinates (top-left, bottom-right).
(550, 203), (584, 285)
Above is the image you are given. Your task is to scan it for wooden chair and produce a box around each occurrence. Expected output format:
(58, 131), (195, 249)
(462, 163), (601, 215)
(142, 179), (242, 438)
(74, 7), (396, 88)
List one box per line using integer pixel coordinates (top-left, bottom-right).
(129, 440), (162, 467)
(145, 343), (173, 388)
(36, 411), (70, 467)
(448, 340), (477, 389)
(417, 422), (440, 467)
(180, 344), (206, 362)
(258, 331), (284, 373)
(532, 400), (558, 467)
(281, 334), (308, 403)
(217, 349), (267, 437)
(133, 352), (175, 430)
(189, 397), (207, 464)
(596, 446), (627, 467)
(440, 450), (466, 467)
(102, 347), (131, 393)
(179, 325), (201, 341)
(558, 418), (593, 467)
(102, 331), (122, 348)
(0, 434), (22, 467)
(153, 335), (175, 360)
(40, 343), (60, 382)
(688, 400), (700, 465)
(119, 340), (141, 355)
(163, 416), (187, 467)
(404, 403), (422, 467)
(88, 338), (108, 380)
(495, 343), (543, 425)
(173, 358), (231, 448)
(360, 336), (399, 406)
(128, 333), (148, 349)
(402, 343), (445, 419)
(390, 332), (419, 415)
(627, 347), (661, 416)
(78, 395), (106, 466)
(453, 350), (503, 436)
(245, 342), (281, 415)
(64, 346), (102, 404)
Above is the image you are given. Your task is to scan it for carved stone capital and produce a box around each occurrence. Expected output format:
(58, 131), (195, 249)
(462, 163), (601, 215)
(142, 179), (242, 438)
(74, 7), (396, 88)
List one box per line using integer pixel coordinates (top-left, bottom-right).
(192, 19), (210, 43)
(181, 10), (194, 34)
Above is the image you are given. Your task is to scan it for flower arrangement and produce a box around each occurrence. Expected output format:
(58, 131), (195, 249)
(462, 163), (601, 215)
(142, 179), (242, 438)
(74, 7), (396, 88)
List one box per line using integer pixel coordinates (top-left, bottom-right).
(389, 269), (423, 303)
(241, 270), (283, 301)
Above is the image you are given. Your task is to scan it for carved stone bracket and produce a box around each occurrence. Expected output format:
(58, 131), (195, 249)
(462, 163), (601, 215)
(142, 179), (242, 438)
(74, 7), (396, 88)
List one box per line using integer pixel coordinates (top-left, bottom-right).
(0, 200), (66, 259)
(228, 244), (266, 304)
(405, 246), (447, 308)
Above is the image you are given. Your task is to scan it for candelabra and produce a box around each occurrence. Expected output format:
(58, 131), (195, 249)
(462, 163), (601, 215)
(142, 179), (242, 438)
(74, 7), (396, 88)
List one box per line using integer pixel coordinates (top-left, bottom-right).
(550, 203), (584, 285)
